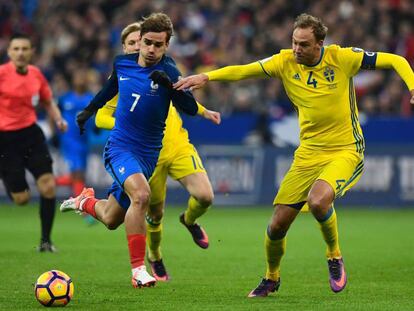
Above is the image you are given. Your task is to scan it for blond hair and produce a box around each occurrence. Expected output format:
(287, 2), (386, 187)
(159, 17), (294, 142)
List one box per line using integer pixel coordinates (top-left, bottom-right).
(121, 22), (141, 44)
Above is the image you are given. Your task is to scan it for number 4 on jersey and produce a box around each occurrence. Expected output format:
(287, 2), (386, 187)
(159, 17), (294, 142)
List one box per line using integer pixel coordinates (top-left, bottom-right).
(307, 71), (317, 88)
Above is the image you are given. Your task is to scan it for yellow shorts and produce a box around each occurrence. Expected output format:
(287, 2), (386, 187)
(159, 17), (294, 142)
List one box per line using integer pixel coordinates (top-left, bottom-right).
(149, 142), (206, 204)
(274, 147), (364, 209)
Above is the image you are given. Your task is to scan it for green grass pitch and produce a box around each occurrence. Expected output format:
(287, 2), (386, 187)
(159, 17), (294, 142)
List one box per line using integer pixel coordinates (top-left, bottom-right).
(0, 203), (413, 310)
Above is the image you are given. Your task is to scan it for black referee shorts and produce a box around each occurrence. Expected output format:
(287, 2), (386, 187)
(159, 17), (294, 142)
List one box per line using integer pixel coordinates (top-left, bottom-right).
(0, 123), (53, 193)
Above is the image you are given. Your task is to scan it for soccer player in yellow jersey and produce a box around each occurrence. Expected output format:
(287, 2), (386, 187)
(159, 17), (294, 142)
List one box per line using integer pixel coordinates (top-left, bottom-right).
(61, 22), (220, 281)
(174, 13), (414, 297)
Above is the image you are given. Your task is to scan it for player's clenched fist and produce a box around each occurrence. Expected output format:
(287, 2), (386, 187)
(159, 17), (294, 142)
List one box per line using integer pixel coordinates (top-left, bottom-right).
(76, 109), (94, 134)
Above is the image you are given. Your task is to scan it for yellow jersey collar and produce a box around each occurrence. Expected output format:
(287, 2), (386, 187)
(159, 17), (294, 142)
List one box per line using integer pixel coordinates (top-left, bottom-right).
(305, 47), (325, 68)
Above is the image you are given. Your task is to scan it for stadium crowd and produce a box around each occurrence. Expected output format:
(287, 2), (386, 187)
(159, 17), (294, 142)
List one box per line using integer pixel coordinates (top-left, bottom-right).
(0, 0), (413, 118)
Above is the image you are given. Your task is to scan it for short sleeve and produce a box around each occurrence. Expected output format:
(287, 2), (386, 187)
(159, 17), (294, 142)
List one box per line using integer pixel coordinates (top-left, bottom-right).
(258, 54), (281, 78)
(38, 71), (52, 101)
(337, 47), (365, 77)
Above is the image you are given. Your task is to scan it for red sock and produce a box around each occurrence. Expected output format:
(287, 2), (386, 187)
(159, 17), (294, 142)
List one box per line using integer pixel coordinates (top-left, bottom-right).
(127, 234), (146, 268)
(72, 180), (85, 196)
(55, 174), (72, 186)
(81, 197), (98, 218)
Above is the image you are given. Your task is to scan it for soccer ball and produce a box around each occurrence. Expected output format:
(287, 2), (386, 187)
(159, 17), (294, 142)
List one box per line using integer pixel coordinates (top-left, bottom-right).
(34, 270), (74, 307)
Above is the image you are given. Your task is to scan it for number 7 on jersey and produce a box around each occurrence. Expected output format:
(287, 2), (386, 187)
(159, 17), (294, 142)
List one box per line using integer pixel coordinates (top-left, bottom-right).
(130, 93), (141, 112)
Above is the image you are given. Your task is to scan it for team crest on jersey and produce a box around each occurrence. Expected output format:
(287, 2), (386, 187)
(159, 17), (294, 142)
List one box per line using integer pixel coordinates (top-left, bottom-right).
(292, 73), (300, 80)
(323, 67), (335, 82)
(118, 166), (125, 175)
(150, 81), (159, 90)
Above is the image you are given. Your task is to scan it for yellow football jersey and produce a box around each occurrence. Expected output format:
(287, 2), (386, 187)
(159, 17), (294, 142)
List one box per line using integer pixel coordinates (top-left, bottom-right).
(158, 104), (191, 162)
(95, 94), (118, 129)
(259, 45), (365, 152)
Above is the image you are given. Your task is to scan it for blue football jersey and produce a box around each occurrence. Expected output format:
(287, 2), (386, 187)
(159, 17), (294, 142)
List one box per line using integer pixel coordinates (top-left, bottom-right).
(89, 53), (197, 158)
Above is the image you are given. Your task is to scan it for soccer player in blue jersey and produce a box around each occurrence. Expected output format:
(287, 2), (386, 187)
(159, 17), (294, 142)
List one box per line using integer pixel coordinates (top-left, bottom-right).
(67, 13), (199, 288)
(61, 21), (220, 282)
(57, 70), (94, 197)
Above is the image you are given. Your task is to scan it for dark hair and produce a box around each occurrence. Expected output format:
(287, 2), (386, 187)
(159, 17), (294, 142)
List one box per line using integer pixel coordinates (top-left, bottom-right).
(294, 13), (328, 41)
(140, 13), (173, 43)
(10, 32), (31, 42)
(121, 22), (141, 44)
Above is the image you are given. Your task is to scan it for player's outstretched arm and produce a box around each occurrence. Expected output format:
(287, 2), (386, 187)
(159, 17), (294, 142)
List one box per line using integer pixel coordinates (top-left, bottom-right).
(174, 62), (267, 91)
(375, 52), (414, 104)
(173, 73), (209, 91)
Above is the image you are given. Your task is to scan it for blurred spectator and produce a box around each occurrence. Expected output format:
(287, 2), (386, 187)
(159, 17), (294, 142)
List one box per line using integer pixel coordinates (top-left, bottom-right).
(0, 0), (412, 120)
(378, 74), (406, 115)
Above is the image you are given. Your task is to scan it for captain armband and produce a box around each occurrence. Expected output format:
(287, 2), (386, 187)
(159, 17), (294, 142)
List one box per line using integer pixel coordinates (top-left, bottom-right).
(360, 51), (377, 70)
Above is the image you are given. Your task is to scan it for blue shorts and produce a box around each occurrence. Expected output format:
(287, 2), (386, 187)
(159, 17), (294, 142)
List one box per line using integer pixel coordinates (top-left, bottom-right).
(108, 182), (131, 210)
(103, 140), (158, 189)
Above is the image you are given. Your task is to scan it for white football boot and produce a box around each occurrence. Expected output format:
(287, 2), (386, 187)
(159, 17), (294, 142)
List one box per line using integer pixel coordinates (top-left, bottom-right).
(60, 187), (95, 213)
(131, 265), (156, 288)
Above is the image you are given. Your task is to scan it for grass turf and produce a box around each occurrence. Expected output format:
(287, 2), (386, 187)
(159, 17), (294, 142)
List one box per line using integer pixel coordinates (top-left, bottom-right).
(0, 204), (413, 310)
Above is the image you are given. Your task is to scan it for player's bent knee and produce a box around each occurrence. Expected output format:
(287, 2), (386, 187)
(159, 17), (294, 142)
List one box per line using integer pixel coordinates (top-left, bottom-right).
(106, 220), (122, 230)
(307, 195), (325, 211)
(130, 190), (151, 207)
(101, 214), (123, 230)
(12, 192), (30, 205)
(307, 196), (333, 220)
(37, 175), (56, 198)
(269, 212), (292, 235)
(269, 221), (289, 236)
(40, 186), (56, 199)
(147, 210), (164, 223)
(194, 191), (214, 207)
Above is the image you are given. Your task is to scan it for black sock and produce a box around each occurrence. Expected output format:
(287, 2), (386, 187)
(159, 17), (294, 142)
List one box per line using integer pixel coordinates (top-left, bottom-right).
(1, 180), (13, 201)
(40, 197), (56, 243)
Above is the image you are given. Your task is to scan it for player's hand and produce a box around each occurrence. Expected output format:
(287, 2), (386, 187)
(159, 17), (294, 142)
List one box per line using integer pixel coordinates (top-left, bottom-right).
(203, 109), (221, 125)
(76, 110), (94, 135)
(173, 74), (209, 91)
(149, 70), (172, 89)
(55, 119), (68, 132)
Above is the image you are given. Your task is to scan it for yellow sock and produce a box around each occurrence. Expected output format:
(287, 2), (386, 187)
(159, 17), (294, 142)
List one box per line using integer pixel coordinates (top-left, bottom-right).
(265, 231), (285, 281)
(318, 208), (341, 259)
(184, 196), (210, 225)
(146, 222), (162, 261)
